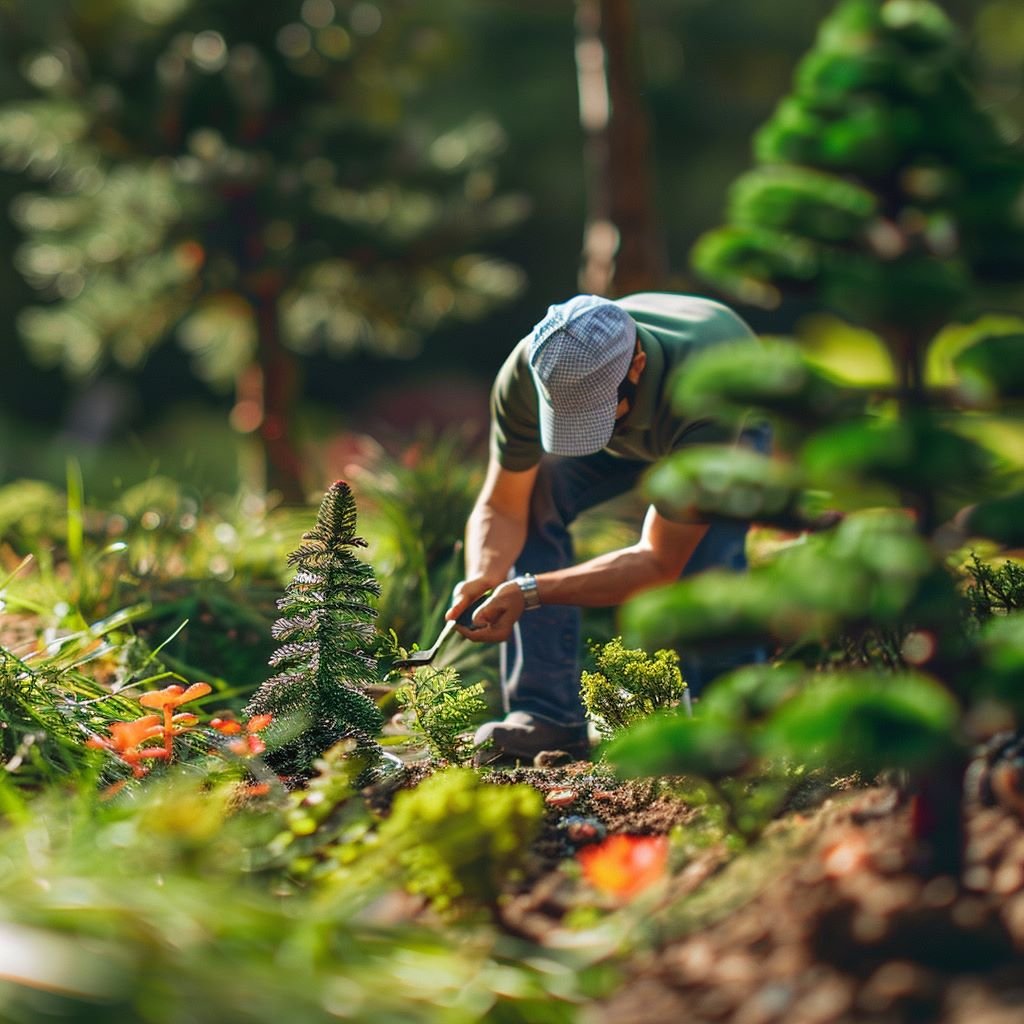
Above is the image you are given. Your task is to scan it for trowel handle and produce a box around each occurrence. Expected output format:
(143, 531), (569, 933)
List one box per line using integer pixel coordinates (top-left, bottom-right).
(455, 591), (491, 629)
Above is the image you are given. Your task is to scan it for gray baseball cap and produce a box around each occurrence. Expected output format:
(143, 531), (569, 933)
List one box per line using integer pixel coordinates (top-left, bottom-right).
(528, 295), (637, 457)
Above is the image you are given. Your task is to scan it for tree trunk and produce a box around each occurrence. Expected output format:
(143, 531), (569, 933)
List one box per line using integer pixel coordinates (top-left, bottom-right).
(575, 0), (667, 297)
(251, 282), (306, 504)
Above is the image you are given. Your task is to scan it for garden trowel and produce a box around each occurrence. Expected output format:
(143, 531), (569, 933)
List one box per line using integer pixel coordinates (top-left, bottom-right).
(392, 594), (489, 670)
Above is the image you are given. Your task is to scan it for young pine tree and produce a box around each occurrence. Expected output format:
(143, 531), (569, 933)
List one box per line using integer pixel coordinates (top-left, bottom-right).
(615, 0), (1024, 873)
(245, 481), (384, 779)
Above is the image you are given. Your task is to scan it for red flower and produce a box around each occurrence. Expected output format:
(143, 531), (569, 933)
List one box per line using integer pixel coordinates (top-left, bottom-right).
(577, 834), (669, 899)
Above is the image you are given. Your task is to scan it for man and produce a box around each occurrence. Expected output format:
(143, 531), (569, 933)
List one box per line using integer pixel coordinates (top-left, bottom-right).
(446, 292), (768, 763)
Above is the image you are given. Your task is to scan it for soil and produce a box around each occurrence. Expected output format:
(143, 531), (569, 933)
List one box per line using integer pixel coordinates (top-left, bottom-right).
(475, 759), (1024, 1024)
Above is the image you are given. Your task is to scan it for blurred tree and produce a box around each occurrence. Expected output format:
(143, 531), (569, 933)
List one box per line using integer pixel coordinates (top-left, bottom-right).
(0, 0), (527, 500)
(622, 0), (1024, 873)
(574, 0), (666, 295)
(692, 0), (1024, 398)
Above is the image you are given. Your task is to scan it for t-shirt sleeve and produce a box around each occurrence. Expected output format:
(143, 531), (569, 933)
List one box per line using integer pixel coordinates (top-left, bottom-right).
(489, 340), (543, 471)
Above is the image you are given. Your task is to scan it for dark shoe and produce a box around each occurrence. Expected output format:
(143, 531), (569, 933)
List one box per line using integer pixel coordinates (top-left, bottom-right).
(472, 711), (589, 766)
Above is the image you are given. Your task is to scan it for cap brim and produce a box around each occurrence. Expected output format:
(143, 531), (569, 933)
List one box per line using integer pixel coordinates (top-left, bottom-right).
(538, 394), (618, 457)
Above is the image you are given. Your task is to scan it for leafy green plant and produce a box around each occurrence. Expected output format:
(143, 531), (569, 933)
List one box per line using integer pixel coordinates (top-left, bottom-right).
(244, 482), (385, 780)
(375, 767), (544, 918)
(394, 666), (487, 764)
(692, 0), (1024, 336)
(581, 637), (687, 739)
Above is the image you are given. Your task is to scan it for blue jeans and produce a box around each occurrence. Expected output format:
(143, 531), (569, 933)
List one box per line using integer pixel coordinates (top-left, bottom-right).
(501, 430), (770, 728)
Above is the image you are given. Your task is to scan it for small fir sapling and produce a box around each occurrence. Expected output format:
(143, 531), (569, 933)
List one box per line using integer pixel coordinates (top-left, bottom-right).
(245, 481), (385, 779)
(394, 666), (487, 764)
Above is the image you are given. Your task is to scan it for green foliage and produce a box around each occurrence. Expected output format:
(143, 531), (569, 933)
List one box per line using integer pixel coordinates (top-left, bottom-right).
(644, 445), (805, 529)
(693, 0), (1024, 330)
(264, 740), (372, 881)
(580, 637), (686, 739)
(729, 165), (878, 243)
(698, 663), (808, 723)
(0, 0), (526, 385)
(962, 553), (1024, 624)
(623, 509), (943, 655)
(0, 771), (588, 1023)
(801, 413), (992, 501)
(606, 662), (956, 841)
(670, 340), (862, 454)
(394, 666), (487, 764)
(245, 482), (385, 779)
(764, 671), (959, 774)
(606, 713), (751, 782)
(376, 767), (543, 916)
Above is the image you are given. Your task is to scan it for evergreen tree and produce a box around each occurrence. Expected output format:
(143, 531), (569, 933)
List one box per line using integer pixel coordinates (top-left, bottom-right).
(613, 0), (1024, 873)
(692, 0), (1024, 379)
(0, 0), (525, 499)
(246, 480), (384, 779)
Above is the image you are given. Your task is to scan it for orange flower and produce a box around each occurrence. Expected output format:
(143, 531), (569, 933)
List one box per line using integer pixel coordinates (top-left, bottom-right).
(139, 682), (211, 758)
(577, 834), (669, 900)
(86, 715), (167, 778)
(138, 683), (212, 711)
(86, 715), (163, 754)
(225, 713), (272, 757)
(210, 717), (243, 735)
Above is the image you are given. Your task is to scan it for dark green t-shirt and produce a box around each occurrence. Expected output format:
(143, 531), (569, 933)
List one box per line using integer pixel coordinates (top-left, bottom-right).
(490, 293), (757, 471)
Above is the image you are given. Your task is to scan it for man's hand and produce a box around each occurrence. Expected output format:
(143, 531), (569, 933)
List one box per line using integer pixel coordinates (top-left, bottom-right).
(452, 579), (526, 643)
(446, 576), (498, 627)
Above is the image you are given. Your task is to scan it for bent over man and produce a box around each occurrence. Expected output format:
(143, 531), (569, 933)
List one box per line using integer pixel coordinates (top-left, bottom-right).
(447, 292), (768, 763)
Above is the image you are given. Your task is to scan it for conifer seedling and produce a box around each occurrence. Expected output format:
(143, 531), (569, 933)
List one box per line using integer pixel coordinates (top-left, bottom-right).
(245, 481), (385, 780)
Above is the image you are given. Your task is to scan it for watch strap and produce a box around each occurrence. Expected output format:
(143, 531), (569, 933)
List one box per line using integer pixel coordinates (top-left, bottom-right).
(514, 573), (541, 610)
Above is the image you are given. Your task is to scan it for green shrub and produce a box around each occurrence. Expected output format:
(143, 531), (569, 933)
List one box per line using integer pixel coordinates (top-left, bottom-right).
(377, 767), (543, 916)
(245, 482), (385, 780)
(580, 637), (687, 738)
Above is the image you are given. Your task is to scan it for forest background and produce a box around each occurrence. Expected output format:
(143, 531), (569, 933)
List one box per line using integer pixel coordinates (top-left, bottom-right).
(2, 0), (1020, 503)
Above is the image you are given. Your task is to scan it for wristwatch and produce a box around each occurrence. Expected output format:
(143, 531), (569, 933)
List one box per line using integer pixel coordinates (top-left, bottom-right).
(513, 573), (541, 611)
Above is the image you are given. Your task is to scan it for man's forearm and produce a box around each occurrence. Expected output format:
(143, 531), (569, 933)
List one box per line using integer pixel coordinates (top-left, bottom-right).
(464, 500), (527, 585)
(534, 522), (709, 608)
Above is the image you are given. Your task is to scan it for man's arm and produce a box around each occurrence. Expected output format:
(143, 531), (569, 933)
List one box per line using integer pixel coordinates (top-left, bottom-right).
(446, 456), (538, 621)
(461, 505), (708, 642)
